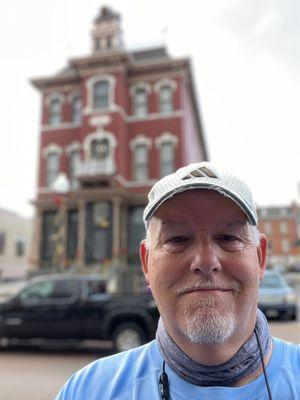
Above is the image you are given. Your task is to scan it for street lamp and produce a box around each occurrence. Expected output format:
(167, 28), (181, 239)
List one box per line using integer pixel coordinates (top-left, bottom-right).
(51, 173), (70, 271)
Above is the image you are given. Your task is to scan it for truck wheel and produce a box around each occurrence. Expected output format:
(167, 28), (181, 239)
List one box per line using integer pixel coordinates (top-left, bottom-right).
(112, 322), (146, 352)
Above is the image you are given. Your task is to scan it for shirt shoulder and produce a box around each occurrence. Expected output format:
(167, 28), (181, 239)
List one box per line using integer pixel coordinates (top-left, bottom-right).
(272, 337), (300, 372)
(54, 341), (160, 400)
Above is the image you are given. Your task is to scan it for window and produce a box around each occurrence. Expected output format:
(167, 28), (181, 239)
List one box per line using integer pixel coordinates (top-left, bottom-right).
(134, 144), (148, 180)
(67, 210), (78, 261)
(0, 232), (5, 254)
(15, 238), (25, 257)
(71, 96), (82, 123)
(49, 98), (62, 125)
(69, 150), (81, 188)
(41, 211), (56, 266)
(93, 81), (109, 109)
(85, 202), (112, 264)
(159, 85), (173, 113)
(160, 142), (175, 177)
(128, 207), (145, 260)
(134, 88), (148, 116)
(281, 239), (290, 253)
(279, 222), (288, 235)
(46, 152), (60, 187)
(19, 280), (80, 302)
(263, 222), (272, 235)
(90, 138), (110, 160)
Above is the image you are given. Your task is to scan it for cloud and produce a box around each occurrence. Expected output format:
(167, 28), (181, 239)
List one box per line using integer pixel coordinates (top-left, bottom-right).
(221, 0), (300, 70)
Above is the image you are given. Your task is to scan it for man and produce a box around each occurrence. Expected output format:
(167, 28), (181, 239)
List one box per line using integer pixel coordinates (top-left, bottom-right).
(55, 162), (300, 400)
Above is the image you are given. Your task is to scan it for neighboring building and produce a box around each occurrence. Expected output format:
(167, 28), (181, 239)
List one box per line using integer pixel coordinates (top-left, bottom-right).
(30, 6), (208, 279)
(0, 208), (32, 279)
(258, 203), (300, 269)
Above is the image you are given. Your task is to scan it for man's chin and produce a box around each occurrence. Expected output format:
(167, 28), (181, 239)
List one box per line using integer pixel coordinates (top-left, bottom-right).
(182, 309), (236, 345)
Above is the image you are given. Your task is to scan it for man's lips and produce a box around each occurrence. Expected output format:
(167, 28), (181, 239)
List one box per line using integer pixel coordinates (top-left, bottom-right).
(177, 284), (240, 295)
(182, 287), (232, 294)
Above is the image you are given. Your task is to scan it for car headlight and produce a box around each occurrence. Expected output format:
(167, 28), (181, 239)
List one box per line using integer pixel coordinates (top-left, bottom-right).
(285, 293), (296, 304)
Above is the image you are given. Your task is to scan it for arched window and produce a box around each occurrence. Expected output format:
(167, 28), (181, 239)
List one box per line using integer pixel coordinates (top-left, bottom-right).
(90, 138), (110, 161)
(160, 142), (174, 177)
(49, 98), (62, 125)
(159, 85), (173, 113)
(134, 88), (148, 116)
(69, 150), (81, 188)
(71, 96), (82, 123)
(93, 81), (109, 109)
(155, 132), (178, 178)
(46, 152), (60, 187)
(133, 143), (148, 180)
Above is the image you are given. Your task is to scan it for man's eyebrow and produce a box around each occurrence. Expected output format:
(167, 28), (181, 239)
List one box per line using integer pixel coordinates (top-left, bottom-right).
(217, 220), (248, 229)
(161, 220), (189, 226)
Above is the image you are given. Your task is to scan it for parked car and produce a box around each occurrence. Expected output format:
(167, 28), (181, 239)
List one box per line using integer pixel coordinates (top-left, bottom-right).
(0, 274), (159, 352)
(258, 270), (298, 320)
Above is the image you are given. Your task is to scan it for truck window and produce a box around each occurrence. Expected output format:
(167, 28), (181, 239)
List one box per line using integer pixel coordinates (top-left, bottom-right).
(19, 280), (80, 302)
(88, 280), (106, 296)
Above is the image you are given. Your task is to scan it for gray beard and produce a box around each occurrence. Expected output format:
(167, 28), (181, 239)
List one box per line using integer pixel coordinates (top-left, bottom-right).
(182, 296), (236, 344)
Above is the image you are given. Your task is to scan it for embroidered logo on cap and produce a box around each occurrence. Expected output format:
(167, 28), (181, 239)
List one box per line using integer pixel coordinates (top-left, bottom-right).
(182, 166), (218, 181)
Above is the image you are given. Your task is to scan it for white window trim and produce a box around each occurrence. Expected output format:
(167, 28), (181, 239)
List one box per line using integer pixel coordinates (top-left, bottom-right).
(129, 82), (152, 97)
(44, 92), (66, 106)
(129, 134), (152, 151)
(65, 141), (81, 156)
(155, 132), (178, 148)
(85, 75), (116, 113)
(67, 91), (81, 104)
(83, 130), (117, 159)
(153, 79), (177, 93)
(42, 143), (63, 158)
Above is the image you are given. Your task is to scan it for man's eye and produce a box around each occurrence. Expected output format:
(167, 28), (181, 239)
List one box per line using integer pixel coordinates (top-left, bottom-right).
(168, 236), (189, 244)
(218, 234), (238, 242)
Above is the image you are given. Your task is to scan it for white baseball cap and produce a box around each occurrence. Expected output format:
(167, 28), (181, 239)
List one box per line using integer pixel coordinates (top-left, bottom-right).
(143, 161), (257, 226)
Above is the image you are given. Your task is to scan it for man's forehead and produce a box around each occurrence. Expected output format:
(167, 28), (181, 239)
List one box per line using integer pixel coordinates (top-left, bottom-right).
(158, 219), (248, 231)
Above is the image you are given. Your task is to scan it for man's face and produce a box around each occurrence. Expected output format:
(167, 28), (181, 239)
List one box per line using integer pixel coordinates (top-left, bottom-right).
(140, 190), (267, 348)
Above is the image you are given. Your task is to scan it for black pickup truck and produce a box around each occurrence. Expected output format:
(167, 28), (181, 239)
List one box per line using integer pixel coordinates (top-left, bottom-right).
(0, 274), (159, 352)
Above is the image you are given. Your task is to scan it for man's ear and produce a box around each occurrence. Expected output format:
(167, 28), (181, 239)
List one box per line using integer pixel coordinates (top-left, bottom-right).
(257, 233), (268, 280)
(140, 239), (150, 285)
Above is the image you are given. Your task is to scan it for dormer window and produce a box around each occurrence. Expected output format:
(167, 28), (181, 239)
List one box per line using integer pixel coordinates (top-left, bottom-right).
(71, 96), (82, 124)
(93, 81), (109, 109)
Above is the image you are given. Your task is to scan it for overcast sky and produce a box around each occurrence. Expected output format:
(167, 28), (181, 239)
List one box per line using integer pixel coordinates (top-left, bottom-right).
(1, 0), (300, 217)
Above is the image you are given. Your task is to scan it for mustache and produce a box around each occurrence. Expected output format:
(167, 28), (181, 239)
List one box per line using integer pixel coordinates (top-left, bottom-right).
(177, 280), (241, 295)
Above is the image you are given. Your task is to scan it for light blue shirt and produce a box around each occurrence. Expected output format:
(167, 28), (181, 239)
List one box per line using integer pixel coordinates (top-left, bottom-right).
(55, 337), (300, 399)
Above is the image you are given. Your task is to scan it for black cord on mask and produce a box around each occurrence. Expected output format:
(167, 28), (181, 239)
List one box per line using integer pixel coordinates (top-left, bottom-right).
(159, 361), (170, 400)
(254, 327), (273, 400)
(159, 328), (273, 400)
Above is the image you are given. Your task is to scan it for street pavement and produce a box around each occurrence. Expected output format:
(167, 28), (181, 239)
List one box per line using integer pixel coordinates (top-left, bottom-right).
(0, 321), (299, 400)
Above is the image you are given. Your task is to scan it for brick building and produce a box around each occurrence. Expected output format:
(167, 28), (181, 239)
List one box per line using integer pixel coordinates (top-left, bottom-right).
(30, 7), (208, 278)
(258, 203), (300, 269)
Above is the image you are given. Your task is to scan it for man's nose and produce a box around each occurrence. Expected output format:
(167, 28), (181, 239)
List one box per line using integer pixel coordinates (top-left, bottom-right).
(190, 242), (222, 275)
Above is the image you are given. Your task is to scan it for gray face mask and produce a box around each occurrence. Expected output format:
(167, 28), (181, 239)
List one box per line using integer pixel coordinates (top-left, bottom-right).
(156, 309), (272, 387)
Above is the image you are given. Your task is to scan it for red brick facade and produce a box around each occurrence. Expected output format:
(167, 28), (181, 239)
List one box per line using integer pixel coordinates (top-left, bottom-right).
(30, 7), (208, 275)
